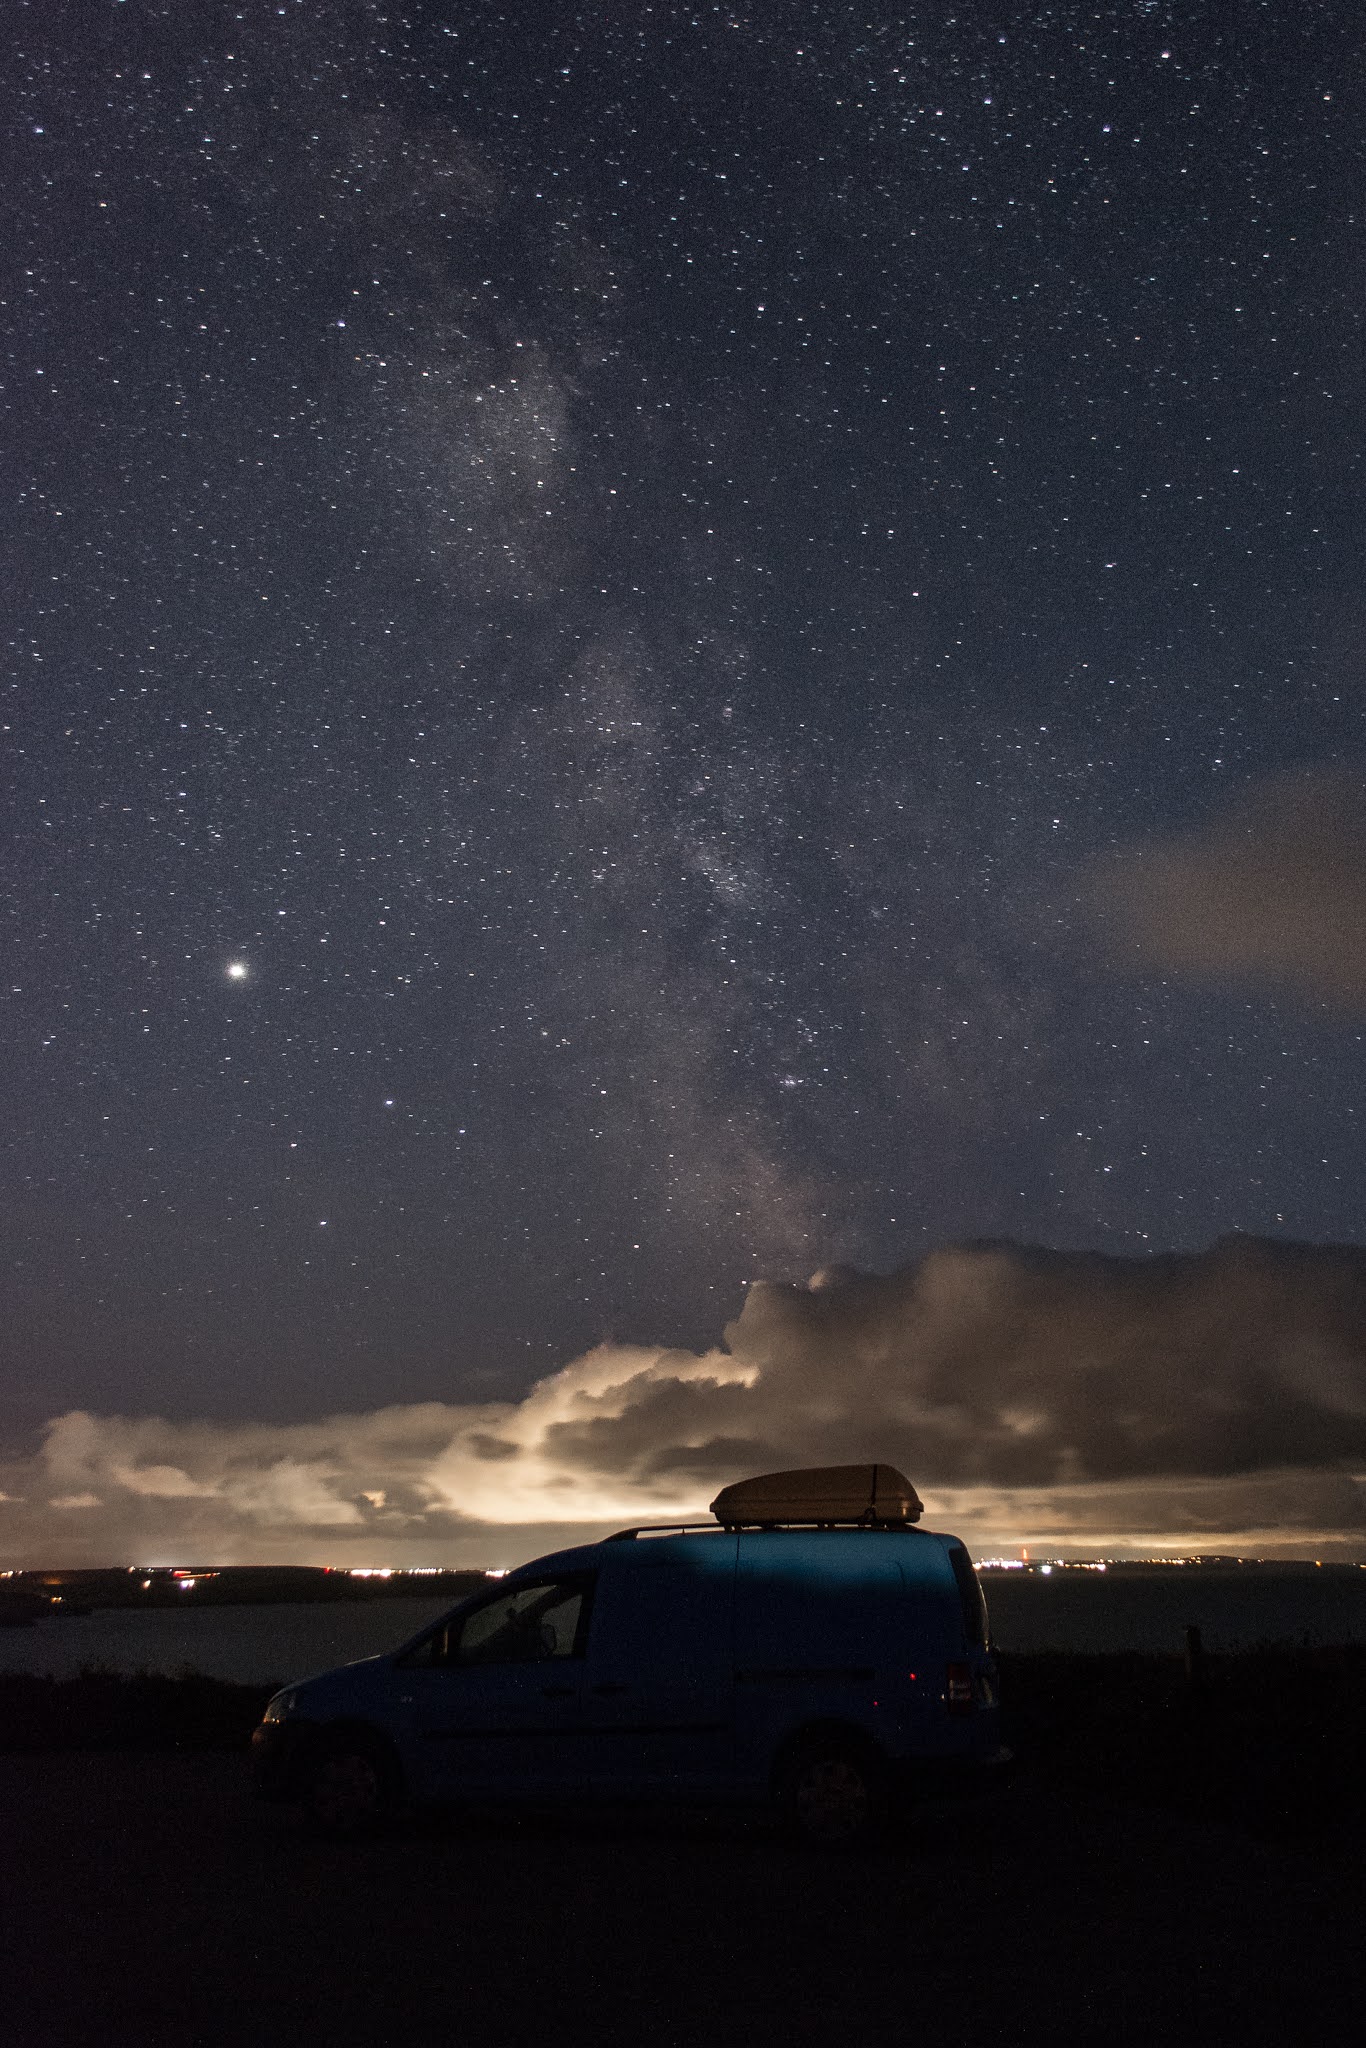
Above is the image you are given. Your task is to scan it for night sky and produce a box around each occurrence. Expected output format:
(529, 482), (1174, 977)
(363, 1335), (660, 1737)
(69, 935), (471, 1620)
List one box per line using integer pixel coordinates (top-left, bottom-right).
(5, 3), (1366, 1560)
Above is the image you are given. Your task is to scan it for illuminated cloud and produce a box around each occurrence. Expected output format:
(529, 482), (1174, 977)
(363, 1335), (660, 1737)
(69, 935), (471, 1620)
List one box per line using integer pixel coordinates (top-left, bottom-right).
(3, 1237), (1365, 1563)
(1088, 768), (1366, 1010)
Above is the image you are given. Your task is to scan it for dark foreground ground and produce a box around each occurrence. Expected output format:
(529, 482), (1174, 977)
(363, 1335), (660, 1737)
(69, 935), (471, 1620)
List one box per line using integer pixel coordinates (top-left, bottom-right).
(2, 1654), (1363, 2048)
(4, 1751), (1363, 2048)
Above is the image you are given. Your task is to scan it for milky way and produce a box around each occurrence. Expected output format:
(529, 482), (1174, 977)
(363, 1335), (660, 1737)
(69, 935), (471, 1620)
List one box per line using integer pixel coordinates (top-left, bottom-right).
(4, 2), (1365, 1471)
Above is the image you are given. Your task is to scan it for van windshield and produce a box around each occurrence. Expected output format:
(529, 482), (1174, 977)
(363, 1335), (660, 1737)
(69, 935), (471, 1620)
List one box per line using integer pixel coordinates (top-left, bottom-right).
(947, 1544), (989, 1647)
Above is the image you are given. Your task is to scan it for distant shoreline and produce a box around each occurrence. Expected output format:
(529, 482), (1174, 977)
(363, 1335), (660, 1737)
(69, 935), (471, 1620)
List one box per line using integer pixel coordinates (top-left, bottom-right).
(0, 1564), (487, 1626)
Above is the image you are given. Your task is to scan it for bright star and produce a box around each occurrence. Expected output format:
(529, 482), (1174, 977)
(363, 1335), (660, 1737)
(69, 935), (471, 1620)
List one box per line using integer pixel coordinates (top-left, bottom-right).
(226, 961), (249, 981)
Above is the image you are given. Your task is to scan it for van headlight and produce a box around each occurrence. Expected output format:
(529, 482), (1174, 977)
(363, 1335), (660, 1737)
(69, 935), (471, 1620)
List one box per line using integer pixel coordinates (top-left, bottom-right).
(262, 1689), (297, 1724)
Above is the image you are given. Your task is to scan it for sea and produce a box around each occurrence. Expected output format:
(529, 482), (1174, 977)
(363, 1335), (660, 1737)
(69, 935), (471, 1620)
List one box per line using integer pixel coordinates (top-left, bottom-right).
(1, 1566), (1363, 1686)
(0, 1597), (458, 1687)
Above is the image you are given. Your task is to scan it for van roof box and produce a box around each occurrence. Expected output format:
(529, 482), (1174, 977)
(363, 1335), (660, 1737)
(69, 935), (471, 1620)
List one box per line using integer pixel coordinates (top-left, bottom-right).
(709, 1463), (924, 1530)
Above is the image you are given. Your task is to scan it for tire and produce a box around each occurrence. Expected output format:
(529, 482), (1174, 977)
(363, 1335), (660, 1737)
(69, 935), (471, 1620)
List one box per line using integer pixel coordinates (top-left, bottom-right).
(777, 1738), (887, 1849)
(302, 1733), (399, 1840)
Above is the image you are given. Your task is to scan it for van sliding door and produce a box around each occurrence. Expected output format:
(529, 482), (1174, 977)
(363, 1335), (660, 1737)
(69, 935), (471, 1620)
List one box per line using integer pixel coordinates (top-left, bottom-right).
(580, 1537), (738, 1794)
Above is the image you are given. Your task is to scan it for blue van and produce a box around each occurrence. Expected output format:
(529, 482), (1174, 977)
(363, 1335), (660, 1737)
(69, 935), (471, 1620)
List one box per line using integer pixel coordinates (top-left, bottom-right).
(251, 1467), (1006, 1845)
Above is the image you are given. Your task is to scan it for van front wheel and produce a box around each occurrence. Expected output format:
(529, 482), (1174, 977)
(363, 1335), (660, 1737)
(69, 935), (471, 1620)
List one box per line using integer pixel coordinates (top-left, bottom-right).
(302, 1732), (399, 1839)
(777, 1739), (886, 1849)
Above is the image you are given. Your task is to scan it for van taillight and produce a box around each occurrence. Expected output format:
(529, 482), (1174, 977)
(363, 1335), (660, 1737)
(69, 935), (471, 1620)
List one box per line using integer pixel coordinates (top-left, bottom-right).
(946, 1662), (974, 1715)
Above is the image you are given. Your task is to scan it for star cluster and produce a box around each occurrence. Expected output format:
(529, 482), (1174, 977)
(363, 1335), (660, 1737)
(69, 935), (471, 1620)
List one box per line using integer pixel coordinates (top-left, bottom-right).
(4, 1), (1365, 1434)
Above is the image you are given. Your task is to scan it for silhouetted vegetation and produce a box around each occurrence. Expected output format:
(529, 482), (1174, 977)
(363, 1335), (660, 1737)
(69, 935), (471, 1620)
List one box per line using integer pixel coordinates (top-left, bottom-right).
(0, 1670), (275, 1753)
(1000, 1644), (1366, 1844)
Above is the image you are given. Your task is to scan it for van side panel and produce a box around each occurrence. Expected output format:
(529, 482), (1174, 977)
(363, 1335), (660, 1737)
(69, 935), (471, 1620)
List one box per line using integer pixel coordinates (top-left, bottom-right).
(733, 1532), (914, 1783)
(735, 1531), (915, 1670)
(730, 1530), (998, 1782)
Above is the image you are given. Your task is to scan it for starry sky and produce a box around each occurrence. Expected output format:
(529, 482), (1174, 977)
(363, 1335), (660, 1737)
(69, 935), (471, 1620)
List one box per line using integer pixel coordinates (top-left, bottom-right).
(5, 3), (1366, 1558)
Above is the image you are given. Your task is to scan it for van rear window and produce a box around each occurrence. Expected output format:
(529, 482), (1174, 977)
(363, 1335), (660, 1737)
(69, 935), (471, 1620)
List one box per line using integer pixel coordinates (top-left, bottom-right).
(946, 1544), (989, 1647)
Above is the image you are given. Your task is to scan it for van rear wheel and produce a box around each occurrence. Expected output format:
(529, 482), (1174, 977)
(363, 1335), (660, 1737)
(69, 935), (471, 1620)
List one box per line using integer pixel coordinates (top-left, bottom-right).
(778, 1739), (886, 1849)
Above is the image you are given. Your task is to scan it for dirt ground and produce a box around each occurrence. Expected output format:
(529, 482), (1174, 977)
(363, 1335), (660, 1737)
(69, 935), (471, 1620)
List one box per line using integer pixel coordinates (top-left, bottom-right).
(2, 1753), (1361, 2048)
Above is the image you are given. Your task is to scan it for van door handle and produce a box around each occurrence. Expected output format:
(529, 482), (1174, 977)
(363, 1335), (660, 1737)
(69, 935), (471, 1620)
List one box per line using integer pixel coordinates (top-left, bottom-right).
(591, 1682), (630, 1696)
(540, 1684), (575, 1699)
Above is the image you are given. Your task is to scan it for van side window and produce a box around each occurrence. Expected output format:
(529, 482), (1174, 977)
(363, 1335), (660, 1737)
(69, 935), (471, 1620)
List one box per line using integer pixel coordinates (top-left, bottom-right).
(417, 1578), (591, 1667)
(946, 1545), (989, 1647)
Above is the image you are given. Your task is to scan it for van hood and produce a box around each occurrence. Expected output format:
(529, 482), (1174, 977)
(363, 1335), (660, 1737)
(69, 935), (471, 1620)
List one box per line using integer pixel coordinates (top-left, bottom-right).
(279, 1653), (394, 1717)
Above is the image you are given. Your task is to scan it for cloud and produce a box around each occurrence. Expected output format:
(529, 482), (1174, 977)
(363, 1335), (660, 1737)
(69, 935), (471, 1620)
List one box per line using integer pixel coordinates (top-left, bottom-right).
(1088, 769), (1366, 1009)
(3, 1237), (1366, 1562)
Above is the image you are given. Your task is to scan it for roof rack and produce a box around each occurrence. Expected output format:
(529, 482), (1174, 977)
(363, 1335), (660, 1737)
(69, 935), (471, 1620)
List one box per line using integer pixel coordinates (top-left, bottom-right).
(606, 1521), (722, 1542)
(732, 1518), (921, 1532)
(606, 1516), (925, 1541)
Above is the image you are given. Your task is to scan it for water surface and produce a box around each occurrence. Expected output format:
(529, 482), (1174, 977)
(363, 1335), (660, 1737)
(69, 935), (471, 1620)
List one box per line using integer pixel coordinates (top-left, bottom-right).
(982, 1566), (1366, 1654)
(0, 1597), (456, 1685)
